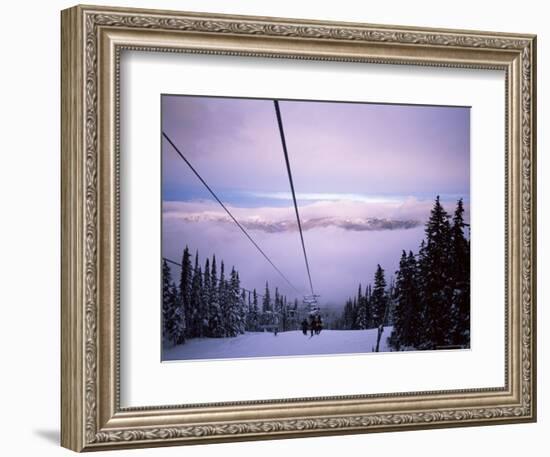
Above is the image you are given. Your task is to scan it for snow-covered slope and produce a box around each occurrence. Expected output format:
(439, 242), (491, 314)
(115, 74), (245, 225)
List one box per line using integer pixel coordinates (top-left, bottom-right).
(163, 327), (393, 361)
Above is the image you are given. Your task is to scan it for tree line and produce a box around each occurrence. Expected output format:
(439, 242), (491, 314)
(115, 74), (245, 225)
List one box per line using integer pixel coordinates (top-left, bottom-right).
(162, 248), (299, 346)
(164, 196), (470, 350)
(336, 196), (470, 350)
(337, 264), (395, 331)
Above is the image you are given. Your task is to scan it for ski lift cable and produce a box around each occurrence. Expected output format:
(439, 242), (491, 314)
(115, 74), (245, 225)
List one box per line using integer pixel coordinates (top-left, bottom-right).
(273, 100), (315, 296)
(162, 131), (301, 295)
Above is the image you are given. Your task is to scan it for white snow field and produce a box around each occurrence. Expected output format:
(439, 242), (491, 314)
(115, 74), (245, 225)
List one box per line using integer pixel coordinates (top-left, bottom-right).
(163, 327), (393, 361)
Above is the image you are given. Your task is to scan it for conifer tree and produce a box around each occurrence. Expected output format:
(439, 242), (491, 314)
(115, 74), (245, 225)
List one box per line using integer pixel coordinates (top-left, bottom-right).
(162, 260), (185, 345)
(240, 286), (248, 334)
(162, 260), (178, 344)
(386, 277), (397, 326)
(245, 289), (252, 331)
(356, 283), (368, 329)
(171, 282), (186, 344)
(371, 264), (388, 328)
(407, 251), (422, 343)
(365, 284), (373, 328)
(352, 296), (357, 328)
(233, 271), (242, 335)
(391, 251), (420, 349)
(223, 267), (243, 336)
(249, 288), (259, 331)
(218, 261), (228, 336)
(281, 296), (288, 331)
(274, 287), (280, 313)
(262, 282), (271, 313)
(450, 198), (470, 347)
(208, 255), (222, 337)
(343, 298), (354, 329)
(179, 246), (192, 338)
(189, 252), (202, 338)
(200, 257), (211, 338)
(418, 196), (454, 348)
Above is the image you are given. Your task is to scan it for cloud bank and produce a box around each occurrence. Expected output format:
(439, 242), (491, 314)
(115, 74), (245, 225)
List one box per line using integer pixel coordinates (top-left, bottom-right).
(162, 197), (467, 234)
(166, 213), (420, 233)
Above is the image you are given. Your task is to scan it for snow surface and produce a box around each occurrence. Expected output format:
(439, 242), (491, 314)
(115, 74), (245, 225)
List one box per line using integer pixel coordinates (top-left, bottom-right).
(163, 327), (393, 361)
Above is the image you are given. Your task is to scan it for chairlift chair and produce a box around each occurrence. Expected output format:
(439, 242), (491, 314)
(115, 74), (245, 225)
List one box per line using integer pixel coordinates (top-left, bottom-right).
(303, 294), (321, 317)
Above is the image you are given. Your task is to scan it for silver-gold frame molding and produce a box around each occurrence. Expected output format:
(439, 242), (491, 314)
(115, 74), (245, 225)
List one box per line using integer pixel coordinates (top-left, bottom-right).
(61, 4), (537, 452)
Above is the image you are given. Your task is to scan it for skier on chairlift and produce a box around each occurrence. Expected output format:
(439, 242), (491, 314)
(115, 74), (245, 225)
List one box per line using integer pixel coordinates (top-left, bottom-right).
(309, 314), (316, 337)
(304, 294), (321, 338)
(301, 318), (309, 336)
(314, 314), (323, 335)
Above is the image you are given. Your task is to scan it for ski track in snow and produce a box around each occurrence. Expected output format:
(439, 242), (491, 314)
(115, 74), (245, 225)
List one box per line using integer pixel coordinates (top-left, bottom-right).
(163, 327), (393, 361)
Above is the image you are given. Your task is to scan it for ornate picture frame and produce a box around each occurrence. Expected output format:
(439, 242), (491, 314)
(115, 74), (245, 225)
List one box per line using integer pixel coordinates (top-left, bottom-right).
(61, 4), (536, 452)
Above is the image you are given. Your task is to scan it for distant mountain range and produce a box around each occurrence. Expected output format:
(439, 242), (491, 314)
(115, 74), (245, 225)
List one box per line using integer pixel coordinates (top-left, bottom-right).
(177, 213), (421, 233)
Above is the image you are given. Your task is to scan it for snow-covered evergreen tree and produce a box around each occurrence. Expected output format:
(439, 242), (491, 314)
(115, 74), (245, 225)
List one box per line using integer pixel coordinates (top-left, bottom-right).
(386, 276), (397, 326)
(162, 260), (178, 344)
(163, 260), (185, 345)
(208, 255), (223, 337)
(450, 198), (470, 347)
(248, 288), (259, 331)
(353, 298), (358, 329)
(274, 287), (280, 313)
(281, 295), (288, 331)
(262, 282), (271, 313)
(189, 252), (202, 338)
(240, 287), (248, 334)
(200, 257), (211, 338)
(178, 246), (192, 338)
(342, 298), (354, 329)
(356, 283), (369, 329)
(365, 284), (373, 328)
(218, 261), (228, 336)
(390, 251), (420, 350)
(371, 264), (387, 328)
(244, 289), (252, 331)
(171, 283), (186, 344)
(417, 196), (454, 349)
(224, 267), (242, 336)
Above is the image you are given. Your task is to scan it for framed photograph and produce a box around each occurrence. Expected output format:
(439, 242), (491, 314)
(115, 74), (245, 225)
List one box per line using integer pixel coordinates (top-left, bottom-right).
(61, 4), (537, 452)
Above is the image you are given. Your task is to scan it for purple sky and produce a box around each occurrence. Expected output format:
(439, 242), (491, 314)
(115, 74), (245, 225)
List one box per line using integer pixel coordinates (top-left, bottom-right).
(161, 95), (470, 307)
